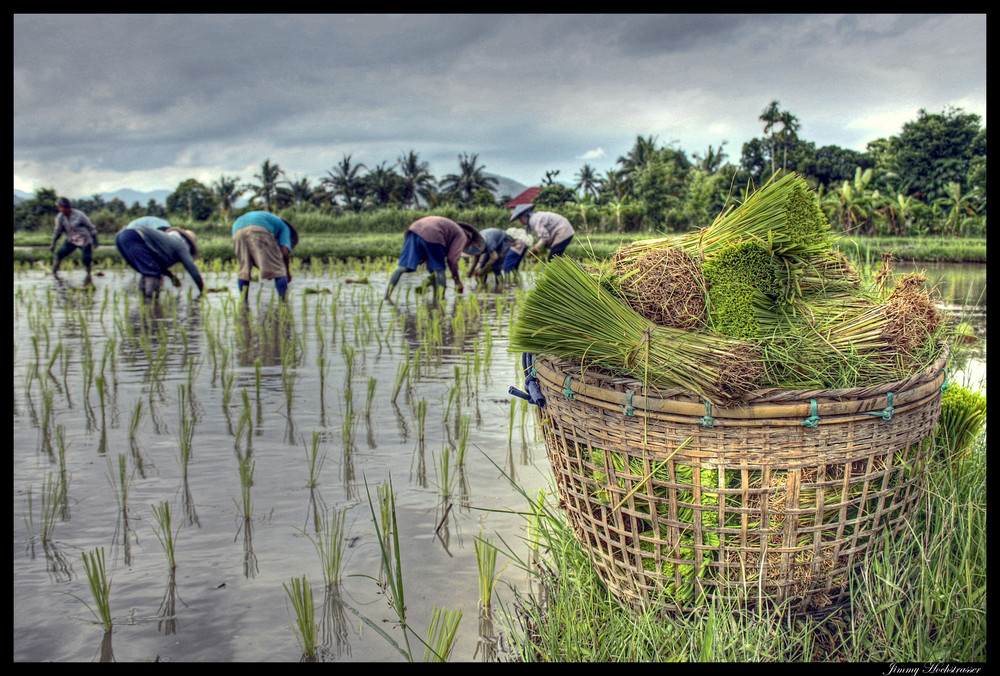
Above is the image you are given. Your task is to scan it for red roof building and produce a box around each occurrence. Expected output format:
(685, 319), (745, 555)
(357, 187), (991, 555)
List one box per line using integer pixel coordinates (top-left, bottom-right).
(502, 186), (542, 209)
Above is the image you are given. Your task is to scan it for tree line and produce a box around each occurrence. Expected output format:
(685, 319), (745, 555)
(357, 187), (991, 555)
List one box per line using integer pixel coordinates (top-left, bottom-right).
(14, 103), (986, 238)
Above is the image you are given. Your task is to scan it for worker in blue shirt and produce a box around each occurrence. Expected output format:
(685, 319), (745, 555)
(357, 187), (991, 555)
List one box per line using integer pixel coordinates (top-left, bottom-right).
(231, 211), (299, 300)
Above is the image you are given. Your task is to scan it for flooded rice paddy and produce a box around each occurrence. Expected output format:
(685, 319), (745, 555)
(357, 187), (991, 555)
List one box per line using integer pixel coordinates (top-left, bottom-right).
(12, 258), (986, 662)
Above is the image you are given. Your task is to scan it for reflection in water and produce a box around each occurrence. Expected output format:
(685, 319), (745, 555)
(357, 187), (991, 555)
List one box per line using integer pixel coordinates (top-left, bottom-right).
(320, 585), (351, 659)
(157, 569), (185, 636)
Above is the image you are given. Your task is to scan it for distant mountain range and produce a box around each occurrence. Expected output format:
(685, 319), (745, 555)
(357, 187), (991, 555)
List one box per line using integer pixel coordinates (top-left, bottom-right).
(13, 173), (531, 208)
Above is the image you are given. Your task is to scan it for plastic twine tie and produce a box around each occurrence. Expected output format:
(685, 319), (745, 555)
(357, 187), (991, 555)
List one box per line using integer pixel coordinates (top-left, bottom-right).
(865, 392), (895, 421)
(622, 390), (635, 417)
(700, 399), (715, 427)
(563, 375), (575, 400)
(941, 367), (949, 392)
(802, 398), (821, 428)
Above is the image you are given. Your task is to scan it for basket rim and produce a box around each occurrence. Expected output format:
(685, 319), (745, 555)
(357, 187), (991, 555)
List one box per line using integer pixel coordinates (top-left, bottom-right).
(531, 343), (948, 421)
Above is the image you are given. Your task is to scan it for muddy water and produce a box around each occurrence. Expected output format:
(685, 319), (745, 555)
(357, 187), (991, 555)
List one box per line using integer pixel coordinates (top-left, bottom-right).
(13, 264), (551, 662)
(12, 260), (986, 662)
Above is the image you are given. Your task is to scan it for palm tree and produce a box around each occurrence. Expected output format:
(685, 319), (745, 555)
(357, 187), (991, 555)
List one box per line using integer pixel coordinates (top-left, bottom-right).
(364, 162), (402, 208)
(934, 181), (979, 236)
(251, 159), (283, 212)
(616, 135), (661, 196)
(759, 100), (782, 178)
(692, 142), (728, 174)
(778, 110), (801, 172)
(600, 168), (629, 202)
(397, 150), (436, 208)
(573, 164), (603, 199)
(439, 153), (498, 204)
(281, 175), (319, 210)
(212, 175), (246, 222)
(322, 155), (367, 213)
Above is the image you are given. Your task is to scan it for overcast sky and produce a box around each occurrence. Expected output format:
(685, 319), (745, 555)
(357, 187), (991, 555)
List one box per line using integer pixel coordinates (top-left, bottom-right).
(13, 13), (987, 199)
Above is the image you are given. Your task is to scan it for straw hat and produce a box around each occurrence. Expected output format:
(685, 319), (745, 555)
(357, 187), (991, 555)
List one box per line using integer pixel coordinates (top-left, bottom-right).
(505, 227), (533, 247)
(509, 203), (535, 223)
(457, 222), (486, 255)
(166, 227), (199, 258)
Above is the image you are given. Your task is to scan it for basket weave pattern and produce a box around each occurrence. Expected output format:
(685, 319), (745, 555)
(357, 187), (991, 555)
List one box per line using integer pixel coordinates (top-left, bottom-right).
(532, 349), (946, 611)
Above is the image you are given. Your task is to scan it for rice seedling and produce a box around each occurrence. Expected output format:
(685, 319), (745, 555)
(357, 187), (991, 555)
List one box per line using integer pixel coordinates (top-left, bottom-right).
(308, 506), (348, 588)
(455, 413), (471, 467)
(75, 547), (114, 633)
(303, 430), (327, 489)
(422, 606), (463, 662)
(434, 445), (456, 499)
(391, 360), (410, 404)
(413, 397), (428, 446)
(235, 454), (255, 519)
(150, 500), (181, 570)
(283, 575), (319, 660)
(474, 533), (501, 611)
(364, 376), (377, 417)
(177, 387), (195, 477)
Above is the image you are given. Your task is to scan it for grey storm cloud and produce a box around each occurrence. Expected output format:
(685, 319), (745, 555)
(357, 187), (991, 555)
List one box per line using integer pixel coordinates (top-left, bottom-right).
(13, 13), (986, 197)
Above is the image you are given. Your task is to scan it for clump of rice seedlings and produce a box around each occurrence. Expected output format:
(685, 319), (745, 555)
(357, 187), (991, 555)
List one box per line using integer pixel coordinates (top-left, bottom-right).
(364, 376), (377, 418)
(177, 387), (195, 477)
(74, 547), (114, 633)
(150, 501), (181, 571)
(235, 454), (255, 519)
(308, 506), (347, 588)
(414, 397), (428, 446)
(391, 360), (410, 404)
(283, 575), (319, 660)
(474, 533), (501, 612)
(422, 606), (463, 662)
(435, 445), (457, 499)
(25, 472), (66, 546)
(303, 431), (327, 489)
(106, 453), (133, 517)
(455, 414), (471, 467)
(342, 344), (356, 387)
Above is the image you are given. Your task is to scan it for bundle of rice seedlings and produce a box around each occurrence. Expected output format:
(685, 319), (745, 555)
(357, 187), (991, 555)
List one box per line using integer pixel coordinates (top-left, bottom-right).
(935, 385), (987, 459)
(606, 246), (706, 330)
(701, 240), (785, 341)
(509, 256), (764, 405)
(616, 172), (835, 263)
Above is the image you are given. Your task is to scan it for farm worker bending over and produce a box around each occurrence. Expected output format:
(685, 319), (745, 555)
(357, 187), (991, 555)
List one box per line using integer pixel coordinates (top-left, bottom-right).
(385, 216), (485, 301)
(231, 211), (299, 301)
(468, 228), (511, 284)
(502, 227), (534, 274)
(125, 216), (171, 231)
(509, 203), (575, 261)
(115, 221), (204, 302)
(51, 197), (99, 283)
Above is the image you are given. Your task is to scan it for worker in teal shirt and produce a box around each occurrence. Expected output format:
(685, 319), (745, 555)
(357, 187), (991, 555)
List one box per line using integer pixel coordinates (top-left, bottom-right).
(231, 211), (298, 300)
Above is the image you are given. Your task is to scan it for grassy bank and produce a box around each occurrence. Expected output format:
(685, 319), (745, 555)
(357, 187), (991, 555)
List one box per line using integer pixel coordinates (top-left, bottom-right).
(499, 431), (987, 662)
(12, 231), (987, 266)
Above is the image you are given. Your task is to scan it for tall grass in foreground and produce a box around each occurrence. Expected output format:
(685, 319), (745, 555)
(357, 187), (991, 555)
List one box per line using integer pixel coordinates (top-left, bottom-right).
(497, 433), (987, 662)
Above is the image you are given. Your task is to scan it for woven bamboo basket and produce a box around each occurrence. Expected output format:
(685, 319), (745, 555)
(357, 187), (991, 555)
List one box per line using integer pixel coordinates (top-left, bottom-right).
(529, 346), (948, 612)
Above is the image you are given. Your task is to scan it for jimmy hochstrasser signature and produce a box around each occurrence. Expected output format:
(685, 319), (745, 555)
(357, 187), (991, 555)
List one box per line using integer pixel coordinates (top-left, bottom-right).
(884, 664), (982, 675)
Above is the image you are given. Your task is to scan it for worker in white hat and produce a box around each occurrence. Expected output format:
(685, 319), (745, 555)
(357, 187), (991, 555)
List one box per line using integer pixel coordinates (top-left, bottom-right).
(502, 226), (534, 274)
(509, 203), (574, 261)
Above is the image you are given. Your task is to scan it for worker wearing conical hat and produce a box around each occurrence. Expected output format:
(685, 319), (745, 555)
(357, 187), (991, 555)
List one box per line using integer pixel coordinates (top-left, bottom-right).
(509, 204), (574, 261)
